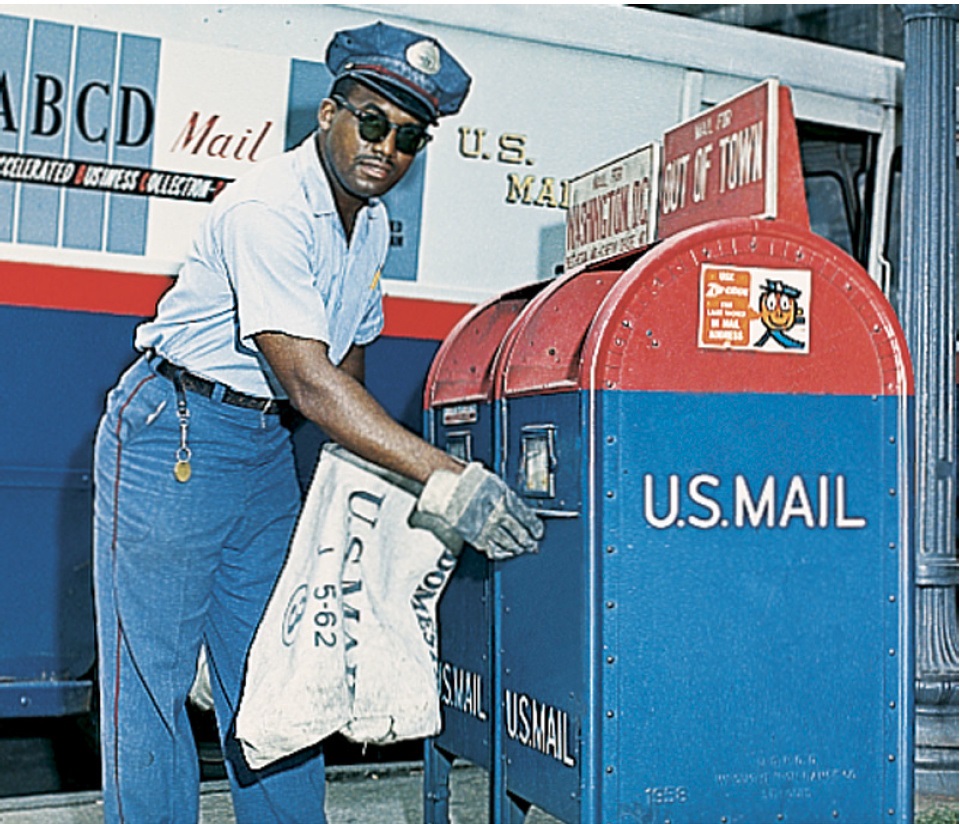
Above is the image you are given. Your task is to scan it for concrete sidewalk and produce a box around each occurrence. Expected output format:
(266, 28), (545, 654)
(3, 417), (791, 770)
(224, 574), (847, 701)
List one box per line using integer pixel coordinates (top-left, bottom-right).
(0, 762), (561, 824)
(0, 764), (953, 824)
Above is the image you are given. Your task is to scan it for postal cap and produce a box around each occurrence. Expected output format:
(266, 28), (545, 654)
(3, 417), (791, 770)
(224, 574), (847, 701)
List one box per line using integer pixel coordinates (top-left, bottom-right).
(327, 21), (471, 124)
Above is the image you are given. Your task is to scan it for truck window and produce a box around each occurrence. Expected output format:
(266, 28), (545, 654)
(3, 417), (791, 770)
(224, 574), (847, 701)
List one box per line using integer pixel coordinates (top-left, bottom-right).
(798, 123), (876, 269)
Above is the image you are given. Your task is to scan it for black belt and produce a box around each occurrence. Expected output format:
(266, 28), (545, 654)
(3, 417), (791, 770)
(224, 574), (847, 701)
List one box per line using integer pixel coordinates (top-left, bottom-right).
(151, 356), (288, 414)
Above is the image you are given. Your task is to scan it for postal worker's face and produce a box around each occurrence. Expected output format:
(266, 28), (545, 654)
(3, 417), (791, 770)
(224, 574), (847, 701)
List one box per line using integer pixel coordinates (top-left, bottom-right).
(318, 84), (422, 203)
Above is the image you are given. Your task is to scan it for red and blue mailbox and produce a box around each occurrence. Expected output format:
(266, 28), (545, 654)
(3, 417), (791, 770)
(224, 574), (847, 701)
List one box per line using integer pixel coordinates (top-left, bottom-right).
(424, 80), (914, 824)
(423, 281), (546, 820)
(496, 217), (914, 823)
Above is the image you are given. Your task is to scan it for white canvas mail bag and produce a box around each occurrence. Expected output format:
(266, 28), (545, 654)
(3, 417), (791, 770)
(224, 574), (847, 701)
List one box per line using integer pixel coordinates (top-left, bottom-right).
(235, 444), (460, 770)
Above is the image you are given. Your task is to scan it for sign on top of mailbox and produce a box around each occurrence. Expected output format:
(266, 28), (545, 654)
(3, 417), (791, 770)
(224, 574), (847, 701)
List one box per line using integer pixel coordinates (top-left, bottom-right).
(564, 143), (659, 273)
(659, 79), (809, 238)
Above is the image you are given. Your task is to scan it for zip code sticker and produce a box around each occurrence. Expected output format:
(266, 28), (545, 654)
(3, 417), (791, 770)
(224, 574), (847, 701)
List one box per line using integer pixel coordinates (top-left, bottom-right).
(698, 265), (811, 354)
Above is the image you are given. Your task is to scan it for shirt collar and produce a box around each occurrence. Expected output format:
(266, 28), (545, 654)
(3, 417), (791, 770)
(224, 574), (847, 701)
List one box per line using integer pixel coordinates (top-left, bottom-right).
(298, 132), (382, 220)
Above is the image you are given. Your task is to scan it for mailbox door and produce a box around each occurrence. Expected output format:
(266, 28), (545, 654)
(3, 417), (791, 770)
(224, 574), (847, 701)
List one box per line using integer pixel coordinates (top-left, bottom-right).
(425, 281), (548, 772)
(431, 401), (497, 769)
(500, 391), (588, 824)
(494, 269), (626, 823)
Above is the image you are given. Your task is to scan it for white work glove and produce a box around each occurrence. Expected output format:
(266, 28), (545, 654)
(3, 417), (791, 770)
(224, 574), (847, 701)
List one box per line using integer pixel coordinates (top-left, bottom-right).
(416, 463), (544, 560)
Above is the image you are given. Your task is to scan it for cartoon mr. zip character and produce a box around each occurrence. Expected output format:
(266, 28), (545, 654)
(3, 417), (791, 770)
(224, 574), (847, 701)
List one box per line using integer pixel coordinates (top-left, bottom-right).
(754, 278), (805, 350)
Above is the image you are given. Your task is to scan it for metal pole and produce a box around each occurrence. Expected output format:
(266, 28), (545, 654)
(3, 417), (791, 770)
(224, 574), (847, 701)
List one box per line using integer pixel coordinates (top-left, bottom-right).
(897, 3), (959, 799)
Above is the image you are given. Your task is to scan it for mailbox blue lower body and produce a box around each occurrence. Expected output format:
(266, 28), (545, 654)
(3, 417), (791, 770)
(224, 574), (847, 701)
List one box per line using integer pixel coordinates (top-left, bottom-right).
(479, 386), (913, 824)
(427, 399), (498, 778)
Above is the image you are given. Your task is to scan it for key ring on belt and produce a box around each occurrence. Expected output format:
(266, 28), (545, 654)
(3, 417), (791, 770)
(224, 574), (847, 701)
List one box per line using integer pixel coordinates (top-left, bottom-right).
(172, 370), (192, 483)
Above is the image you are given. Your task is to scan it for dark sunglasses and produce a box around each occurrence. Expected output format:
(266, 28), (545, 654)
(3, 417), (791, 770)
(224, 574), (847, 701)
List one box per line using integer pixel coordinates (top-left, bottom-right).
(332, 95), (432, 156)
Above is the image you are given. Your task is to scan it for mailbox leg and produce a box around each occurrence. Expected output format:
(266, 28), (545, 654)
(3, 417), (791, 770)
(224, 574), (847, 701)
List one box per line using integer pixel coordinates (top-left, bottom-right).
(423, 739), (455, 824)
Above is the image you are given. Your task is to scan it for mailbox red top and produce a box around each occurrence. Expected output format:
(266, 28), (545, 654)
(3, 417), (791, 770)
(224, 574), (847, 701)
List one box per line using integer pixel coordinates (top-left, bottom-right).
(584, 218), (913, 397)
(494, 219), (911, 399)
(425, 281), (546, 408)
(497, 269), (623, 399)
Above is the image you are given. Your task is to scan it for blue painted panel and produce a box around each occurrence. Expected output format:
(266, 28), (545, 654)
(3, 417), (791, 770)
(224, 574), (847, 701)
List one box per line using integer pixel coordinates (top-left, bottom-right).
(599, 390), (907, 824)
(365, 335), (438, 433)
(19, 19), (71, 247)
(489, 387), (908, 823)
(0, 473), (95, 682)
(286, 58), (333, 150)
(500, 391), (587, 824)
(0, 305), (139, 700)
(63, 26), (116, 250)
(0, 305), (140, 467)
(106, 33), (159, 255)
(0, 14), (29, 242)
(431, 405), (497, 769)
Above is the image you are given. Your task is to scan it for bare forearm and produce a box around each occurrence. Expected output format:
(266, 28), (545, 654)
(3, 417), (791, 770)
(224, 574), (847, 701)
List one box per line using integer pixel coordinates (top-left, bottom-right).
(257, 333), (461, 484)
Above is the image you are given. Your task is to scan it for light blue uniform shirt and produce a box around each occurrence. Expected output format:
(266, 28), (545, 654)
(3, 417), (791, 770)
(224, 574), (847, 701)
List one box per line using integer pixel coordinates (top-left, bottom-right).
(135, 134), (387, 399)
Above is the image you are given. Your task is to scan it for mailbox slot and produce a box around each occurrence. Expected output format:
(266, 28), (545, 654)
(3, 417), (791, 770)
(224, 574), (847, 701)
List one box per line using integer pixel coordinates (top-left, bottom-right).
(519, 424), (557, 499)
(444, 430), (473, 463)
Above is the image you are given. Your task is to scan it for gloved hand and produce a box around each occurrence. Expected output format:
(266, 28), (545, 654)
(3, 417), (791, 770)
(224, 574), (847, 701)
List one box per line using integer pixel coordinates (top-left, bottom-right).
(416, 463), (544, 560)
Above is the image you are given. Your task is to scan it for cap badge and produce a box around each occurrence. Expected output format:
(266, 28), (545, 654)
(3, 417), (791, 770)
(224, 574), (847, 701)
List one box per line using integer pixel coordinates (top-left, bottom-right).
(406, 39), (441, 75)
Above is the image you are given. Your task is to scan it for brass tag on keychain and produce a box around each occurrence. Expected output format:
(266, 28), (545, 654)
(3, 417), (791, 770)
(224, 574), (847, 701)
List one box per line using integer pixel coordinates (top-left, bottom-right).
(174, 459), (192, 483)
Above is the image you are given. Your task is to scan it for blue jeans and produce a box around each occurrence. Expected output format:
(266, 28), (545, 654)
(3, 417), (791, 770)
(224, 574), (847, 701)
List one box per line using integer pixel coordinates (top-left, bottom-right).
(93, 355), (326, 823)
